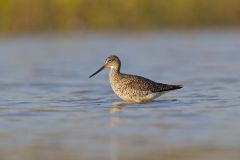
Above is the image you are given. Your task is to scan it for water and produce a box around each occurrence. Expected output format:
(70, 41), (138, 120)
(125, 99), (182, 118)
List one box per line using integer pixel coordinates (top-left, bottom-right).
(0, 30), (239, 160)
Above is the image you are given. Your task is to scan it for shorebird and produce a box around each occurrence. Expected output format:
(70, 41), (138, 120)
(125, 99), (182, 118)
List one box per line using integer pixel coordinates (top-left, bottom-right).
(89, 55), (182, 106)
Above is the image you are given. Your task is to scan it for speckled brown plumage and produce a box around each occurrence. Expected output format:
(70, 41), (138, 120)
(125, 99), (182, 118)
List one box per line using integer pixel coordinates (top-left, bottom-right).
(119, 73), (182, 92)
(90, 55), (182, 103)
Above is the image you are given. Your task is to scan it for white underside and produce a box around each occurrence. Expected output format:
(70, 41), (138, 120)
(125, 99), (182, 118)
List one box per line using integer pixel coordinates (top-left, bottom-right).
(117, 91), (169, 103)
(134, 91), (168, 103)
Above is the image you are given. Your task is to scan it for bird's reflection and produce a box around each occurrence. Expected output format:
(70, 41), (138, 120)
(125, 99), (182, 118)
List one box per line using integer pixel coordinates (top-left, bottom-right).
(108, 107), (123, 160)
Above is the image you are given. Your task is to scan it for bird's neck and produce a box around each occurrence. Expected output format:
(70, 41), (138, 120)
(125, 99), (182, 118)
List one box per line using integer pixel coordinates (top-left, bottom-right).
(109, 63), (121, 78)
(110, 66), (120, 74)
(111, 61), (121, 73)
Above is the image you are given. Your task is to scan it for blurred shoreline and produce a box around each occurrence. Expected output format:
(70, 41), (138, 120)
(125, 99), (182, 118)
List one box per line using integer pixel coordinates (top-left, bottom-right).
(0, 27), (240, 38)
(1, 0), (240, 34)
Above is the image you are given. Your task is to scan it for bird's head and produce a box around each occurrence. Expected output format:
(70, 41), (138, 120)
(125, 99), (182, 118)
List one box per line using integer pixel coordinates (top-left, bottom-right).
(89, 55), (120, 78)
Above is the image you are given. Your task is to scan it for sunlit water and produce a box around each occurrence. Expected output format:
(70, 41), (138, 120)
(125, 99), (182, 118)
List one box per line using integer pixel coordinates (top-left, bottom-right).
(0, 30), (239, 160)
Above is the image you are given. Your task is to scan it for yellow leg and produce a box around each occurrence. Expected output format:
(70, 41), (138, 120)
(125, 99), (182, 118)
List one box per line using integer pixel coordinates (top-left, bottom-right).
(112, 101), (134, 106)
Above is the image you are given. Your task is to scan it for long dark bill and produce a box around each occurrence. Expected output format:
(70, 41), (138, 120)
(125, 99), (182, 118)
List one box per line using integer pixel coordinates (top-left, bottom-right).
(89, 65), (105, 78)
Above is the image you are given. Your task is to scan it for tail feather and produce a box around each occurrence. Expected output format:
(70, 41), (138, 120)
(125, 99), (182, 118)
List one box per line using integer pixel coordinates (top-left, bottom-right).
(156, 83), (183, 92)
(171, 84), (183, 90)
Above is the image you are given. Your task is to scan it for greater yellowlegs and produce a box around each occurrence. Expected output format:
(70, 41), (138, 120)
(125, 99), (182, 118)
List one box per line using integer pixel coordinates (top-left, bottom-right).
(89, 55), (182, 106)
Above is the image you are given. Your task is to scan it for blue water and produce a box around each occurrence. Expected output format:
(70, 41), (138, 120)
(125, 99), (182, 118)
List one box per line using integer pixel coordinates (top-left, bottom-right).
(0, 30), (240, 160)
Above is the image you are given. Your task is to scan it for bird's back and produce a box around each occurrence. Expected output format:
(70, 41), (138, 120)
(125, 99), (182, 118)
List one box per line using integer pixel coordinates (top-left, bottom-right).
(118, 73), (182, 93)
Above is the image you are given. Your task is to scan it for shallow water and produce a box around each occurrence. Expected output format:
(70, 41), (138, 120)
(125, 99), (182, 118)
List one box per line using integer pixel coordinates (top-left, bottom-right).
(0, 30), (240, 160)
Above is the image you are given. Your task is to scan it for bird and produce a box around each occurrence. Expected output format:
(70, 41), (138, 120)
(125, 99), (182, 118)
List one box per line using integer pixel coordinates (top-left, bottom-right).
(89, 55), (182, 106)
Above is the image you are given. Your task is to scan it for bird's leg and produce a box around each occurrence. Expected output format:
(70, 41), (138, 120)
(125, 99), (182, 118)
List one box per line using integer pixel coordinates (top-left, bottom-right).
(112, 101), (134, 106)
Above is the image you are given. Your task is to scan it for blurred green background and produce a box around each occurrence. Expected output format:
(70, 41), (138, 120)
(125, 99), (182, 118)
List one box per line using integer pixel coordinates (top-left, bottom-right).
(0, 0), (240, 33)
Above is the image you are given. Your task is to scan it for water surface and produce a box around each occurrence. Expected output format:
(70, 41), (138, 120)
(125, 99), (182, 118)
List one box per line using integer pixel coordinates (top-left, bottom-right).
(0, 30), (240, 160)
